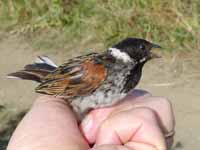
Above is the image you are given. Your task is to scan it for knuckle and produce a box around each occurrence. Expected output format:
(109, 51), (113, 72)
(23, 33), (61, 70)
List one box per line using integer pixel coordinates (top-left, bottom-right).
(100, 117), (114, 131)
(131, 107), (157, 122)
(149, 97), (173, 111)
(155, 97), (173, 112)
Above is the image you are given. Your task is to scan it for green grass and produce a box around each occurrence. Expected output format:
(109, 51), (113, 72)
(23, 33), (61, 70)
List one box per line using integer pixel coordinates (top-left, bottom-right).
(0, 0), (199, 51)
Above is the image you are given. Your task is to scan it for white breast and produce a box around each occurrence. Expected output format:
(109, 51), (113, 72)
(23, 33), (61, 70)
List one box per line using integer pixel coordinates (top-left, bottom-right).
(70, 63), (133, 119)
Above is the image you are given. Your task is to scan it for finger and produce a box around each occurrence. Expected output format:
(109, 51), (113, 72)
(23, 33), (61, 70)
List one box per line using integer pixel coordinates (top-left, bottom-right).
(91, 144), (133, 150)
(110, 96), (175, 149)
(113, 96), (175, 136)
(81, 107), (114, 143)
(95, 108), (166, 150)
(7, 95), (89, 150)
(125, 142), (158, 150)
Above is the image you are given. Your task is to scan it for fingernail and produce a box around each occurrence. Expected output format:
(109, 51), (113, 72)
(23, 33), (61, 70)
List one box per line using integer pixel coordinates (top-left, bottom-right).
(81, 114), (93, 135)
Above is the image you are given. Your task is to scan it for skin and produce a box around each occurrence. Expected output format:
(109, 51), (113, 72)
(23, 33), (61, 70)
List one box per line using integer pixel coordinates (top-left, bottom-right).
(7, 90), (175, 150)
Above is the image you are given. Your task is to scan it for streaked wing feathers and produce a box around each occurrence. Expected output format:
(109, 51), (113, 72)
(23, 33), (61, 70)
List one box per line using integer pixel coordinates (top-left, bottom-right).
(35, 54), (107, 98)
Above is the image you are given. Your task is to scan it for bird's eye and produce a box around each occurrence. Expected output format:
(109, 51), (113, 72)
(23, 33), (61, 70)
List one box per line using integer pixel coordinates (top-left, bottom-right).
(139, 45), (145, 50)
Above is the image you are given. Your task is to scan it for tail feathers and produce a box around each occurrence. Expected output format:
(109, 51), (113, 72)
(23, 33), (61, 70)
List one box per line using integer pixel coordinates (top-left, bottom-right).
(25, 63), (56, 71)
(7, 70), (48, 82)
(35, 56), (58, 68)
(7, 56), (57, 82)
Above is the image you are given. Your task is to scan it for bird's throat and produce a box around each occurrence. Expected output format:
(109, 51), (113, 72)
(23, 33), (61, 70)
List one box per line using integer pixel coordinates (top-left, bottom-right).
(122, 62), (145, 93)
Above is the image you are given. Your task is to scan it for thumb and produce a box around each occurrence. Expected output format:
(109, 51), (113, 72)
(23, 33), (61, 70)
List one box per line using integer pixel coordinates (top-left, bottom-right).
(7, 96), (89, 150)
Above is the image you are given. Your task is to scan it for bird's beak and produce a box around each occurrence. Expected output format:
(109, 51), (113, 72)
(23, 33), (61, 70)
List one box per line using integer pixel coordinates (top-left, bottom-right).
(152, 43), (162, 49)
(150, 43), (162, 59)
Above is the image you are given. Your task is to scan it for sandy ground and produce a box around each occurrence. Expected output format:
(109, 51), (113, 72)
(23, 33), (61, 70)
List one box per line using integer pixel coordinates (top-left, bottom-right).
(0, 33), (200, 149)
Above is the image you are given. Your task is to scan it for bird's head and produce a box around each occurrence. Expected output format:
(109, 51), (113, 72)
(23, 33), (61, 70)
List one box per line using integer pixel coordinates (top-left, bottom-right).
(107, 38), (161, 64)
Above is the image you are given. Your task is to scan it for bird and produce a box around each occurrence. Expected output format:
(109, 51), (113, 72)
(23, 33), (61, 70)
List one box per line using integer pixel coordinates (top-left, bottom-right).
(7, 37), (161, 120)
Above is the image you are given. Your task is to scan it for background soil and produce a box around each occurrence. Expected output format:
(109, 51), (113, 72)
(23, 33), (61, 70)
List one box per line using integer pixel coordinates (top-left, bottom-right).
(0, 33), (200, 150)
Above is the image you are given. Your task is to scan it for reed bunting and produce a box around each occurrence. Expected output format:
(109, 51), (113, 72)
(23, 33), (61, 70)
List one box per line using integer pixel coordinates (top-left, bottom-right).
(7, 38), (161, 120)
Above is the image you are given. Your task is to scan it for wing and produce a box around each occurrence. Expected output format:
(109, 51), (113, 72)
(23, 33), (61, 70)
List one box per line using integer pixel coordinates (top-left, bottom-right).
(35, 53), (107, 99)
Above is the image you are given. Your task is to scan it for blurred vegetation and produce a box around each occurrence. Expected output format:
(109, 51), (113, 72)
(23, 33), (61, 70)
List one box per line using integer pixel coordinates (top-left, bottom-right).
(0, 106), (26, 150)
(0, 0), (199, 51)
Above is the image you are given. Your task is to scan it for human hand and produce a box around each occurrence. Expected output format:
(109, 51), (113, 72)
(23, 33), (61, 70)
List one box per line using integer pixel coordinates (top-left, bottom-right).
(7, 90), (175, 150)
(81, 90), (175, 150)
(7, 96), (89, 150)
